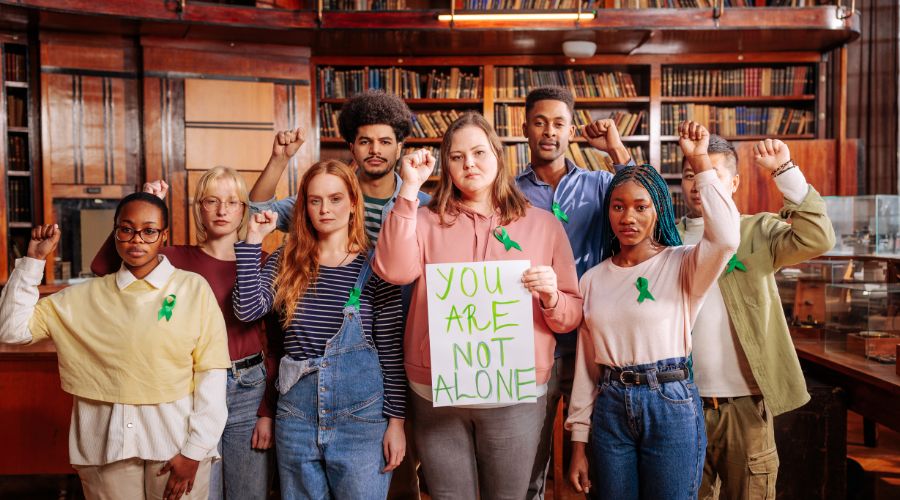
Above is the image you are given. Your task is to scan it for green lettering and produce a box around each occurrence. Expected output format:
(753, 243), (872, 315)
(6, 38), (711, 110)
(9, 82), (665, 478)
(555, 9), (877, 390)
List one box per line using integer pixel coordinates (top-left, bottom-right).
(452, 342), (472, 370)
(475, 370), (493, 399)
(462, 304), (491, 335)
(515, 367), (537, 401)
(496, 368), (514, 400)
(445, 305), (464, 334)
(476, 341), (491, 368)
(491, 300), (520, 333)
(433, 374), (453, 403)
(460, 267), (478, 297)
(483, 265), (503, 294)
(490, 337), (514, 366)
(453, 371), (477, 401)
(435, 267), (455, 300)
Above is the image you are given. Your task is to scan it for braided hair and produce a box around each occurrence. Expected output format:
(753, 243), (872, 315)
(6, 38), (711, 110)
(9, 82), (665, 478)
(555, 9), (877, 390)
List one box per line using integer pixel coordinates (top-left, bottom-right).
(601, 164), (682, 260)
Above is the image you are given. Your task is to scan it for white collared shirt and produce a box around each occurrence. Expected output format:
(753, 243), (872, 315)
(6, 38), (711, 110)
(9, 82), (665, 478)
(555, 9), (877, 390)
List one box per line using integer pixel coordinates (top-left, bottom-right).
(0, 255), (227, 465)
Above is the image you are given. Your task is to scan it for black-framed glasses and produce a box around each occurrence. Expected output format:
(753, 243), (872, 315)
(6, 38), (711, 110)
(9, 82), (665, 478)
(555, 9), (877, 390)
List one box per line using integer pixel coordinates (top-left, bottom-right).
(114, 225), (163, 243)
(199, 197), (245, 213)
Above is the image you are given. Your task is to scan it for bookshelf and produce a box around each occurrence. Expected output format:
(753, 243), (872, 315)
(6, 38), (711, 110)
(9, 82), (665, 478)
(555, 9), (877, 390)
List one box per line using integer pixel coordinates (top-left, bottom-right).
(313, 53), (827, 217)
(0, 41), (34, 283)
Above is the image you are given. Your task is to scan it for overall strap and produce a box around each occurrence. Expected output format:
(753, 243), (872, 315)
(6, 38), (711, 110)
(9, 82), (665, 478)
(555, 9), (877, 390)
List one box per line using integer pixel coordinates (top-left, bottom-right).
(352, 250), (375, 293)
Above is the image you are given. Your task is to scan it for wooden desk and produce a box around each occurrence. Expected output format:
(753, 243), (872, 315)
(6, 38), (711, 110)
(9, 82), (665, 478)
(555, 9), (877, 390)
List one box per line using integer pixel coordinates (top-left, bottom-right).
(0, 343), (73, 474)
(794, 340), (900, 434)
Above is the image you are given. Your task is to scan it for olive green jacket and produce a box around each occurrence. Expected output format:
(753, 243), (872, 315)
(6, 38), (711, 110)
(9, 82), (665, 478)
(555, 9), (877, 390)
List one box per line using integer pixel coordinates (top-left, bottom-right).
(678, 186), (835, 416)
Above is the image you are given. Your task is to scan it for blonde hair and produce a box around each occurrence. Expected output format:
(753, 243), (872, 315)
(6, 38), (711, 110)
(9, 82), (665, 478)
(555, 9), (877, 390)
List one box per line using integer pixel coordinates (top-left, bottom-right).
(192, 166), (250, 242)
(428, 112), (530, 226)
(274, 160), (370, 327)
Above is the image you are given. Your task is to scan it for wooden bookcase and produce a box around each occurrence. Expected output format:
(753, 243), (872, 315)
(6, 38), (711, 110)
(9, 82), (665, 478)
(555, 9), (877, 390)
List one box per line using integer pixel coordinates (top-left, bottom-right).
(312, 52), (826, 216)
(0, 38), (36, 283)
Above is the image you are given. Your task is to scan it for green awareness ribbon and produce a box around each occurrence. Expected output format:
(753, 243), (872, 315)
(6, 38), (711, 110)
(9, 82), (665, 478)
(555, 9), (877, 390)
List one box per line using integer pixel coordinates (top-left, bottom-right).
(343, 287), (361, 309)
(551, 202), (569, 223)
(493, 226), (522, 252)
(158, 294), (176, 322)
(635, 277), (655, 303)
(725, 254), (747, 274)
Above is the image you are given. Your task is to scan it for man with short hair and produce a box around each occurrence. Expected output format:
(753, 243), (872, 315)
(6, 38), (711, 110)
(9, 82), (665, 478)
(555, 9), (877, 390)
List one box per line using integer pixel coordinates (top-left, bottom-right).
(249, 89), (429, 500)
(516, 85), (634, 500)
(678, 135), (835, 500)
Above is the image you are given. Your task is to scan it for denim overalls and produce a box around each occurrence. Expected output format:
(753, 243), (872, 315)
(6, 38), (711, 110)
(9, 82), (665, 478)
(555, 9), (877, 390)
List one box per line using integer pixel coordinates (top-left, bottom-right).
(274, 258), (391, 500)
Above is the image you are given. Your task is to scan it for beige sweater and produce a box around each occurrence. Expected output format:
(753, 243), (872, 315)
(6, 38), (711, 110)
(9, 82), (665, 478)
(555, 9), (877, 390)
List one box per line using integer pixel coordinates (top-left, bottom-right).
(566, 169), (740, 443)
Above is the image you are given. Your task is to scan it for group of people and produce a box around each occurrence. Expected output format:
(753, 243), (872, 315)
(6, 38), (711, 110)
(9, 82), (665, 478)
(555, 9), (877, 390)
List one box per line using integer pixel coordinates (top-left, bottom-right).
(0, 84), (835, 500)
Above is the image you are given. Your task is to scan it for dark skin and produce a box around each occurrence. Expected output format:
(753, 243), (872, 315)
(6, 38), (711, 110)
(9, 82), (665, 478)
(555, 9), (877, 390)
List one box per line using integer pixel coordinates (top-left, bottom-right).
(29, 201), (198, 500)
(568, 120), (716, 494)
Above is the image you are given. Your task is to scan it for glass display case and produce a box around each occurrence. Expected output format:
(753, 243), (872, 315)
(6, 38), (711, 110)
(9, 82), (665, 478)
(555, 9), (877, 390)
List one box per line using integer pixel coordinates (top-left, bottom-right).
(824, 283), (900, 364)
(825, 195), (900, 256)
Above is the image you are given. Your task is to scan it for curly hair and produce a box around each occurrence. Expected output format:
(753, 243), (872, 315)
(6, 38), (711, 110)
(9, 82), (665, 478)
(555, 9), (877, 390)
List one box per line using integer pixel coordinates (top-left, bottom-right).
(525, 86), (575, 121)
(601, 164), (682, 260)
(338, 90), (414, 144)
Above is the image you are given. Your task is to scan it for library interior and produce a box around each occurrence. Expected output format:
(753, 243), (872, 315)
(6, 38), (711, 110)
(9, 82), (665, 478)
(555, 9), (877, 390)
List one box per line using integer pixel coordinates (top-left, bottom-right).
(0, 1), (898, 500)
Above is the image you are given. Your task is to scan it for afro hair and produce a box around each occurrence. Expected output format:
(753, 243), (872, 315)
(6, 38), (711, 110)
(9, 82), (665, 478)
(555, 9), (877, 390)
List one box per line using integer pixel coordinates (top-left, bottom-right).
(338, 90), (414, 144)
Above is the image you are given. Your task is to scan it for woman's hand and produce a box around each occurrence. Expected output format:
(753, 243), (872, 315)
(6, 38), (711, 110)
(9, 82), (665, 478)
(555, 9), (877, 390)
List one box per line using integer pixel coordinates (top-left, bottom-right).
(678, 120), (712, 173)
(143, 180), (169, 200)
(568, 442), (592, 494)
(26, 224), (61, 261)
(753, 138), (791, 172)
(382, 418), (406, 472)
(245, 210), (279, 245)
(272, 128), (305, 162)
(522, 265), (559, 309)
(158, 454), (200, 500)
(398, 148), (436, 200)
(251, 416), (274, 450)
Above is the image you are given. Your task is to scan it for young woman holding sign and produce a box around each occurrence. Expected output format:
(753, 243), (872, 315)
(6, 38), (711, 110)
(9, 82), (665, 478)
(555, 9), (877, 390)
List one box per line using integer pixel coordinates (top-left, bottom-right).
(565, 121), (740, 499)
(373, 112), (583, 500)
(232, 159), (406, 500)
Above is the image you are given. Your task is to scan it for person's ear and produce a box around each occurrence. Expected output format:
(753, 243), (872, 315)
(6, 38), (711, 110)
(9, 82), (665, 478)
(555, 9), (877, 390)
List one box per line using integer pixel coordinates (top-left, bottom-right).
(732, 174), (740, 194)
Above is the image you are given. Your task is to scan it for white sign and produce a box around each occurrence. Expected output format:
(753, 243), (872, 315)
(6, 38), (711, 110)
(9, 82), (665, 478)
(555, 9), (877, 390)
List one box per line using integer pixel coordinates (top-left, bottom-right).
(425, 260), (536, 407)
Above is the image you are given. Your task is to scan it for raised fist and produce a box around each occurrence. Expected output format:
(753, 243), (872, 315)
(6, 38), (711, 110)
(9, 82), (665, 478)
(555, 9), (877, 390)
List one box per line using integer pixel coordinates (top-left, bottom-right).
(753, 138), (791, 172)
(246, 210), (279, 245)
(27, 224), (61, 261)
(678, 120), (710, 160)
(143, 180), (169, 200)
(399, 148), (437, 189)
(582, 118), (623, 154)
(272, 128), (305, 161)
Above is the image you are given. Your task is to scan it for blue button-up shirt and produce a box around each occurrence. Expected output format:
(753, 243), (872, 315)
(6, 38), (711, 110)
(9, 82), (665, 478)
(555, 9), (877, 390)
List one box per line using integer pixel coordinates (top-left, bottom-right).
(516, 157), (634, 354)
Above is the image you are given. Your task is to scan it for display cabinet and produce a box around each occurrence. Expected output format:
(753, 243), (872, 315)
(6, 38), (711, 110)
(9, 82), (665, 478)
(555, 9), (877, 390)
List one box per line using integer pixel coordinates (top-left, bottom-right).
(825, 195), (900, 256)
(823, 283), (900, 364)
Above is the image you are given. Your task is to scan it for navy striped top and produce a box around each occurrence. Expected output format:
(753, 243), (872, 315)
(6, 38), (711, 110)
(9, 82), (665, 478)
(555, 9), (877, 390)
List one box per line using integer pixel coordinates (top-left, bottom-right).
(233, 243), (406, 419)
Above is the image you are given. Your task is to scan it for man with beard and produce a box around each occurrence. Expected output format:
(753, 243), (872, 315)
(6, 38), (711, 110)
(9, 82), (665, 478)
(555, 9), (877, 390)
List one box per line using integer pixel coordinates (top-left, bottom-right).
(249, 89), (430, 244)
(248, 89), (429, 500)
(515, 86), (634, 500)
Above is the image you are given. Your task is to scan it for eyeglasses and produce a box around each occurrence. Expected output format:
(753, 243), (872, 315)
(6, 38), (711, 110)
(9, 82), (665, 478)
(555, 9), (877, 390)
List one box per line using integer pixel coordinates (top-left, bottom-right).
(199, 198), (245, 213)
(114, 225), (163, 243)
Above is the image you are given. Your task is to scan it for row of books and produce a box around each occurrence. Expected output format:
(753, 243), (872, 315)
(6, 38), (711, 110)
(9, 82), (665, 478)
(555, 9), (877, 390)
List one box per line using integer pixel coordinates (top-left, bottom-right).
(7, 135), (28, 171)
(455, 1), (591, 7)
(661, 104), (814, 136)
(324, 0), (407, 9)
(494, 67), (640, 99)
(662, 66), (813, 97)
(660, 142), (685, 174)
(320, 103), (341, 138)
(4, 50), (25, 82)
(318, 67), (482, 99)
(607, 1), (771, 7)
(411, 110), (463, 138)
(575, 109), (647, 137)
(7, 93), (26, 127)
(670, 189), (688, 220)
(494, 104), (526, 137)
(7, 177), (31, 222)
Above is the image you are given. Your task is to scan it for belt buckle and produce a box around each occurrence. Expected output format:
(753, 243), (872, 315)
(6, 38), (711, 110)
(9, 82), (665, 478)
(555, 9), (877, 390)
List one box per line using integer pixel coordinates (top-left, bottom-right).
(618, 370), (638, 385)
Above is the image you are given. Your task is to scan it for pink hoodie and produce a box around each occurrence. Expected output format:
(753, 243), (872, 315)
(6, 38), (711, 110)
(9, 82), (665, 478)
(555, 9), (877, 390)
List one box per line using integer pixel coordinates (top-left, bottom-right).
(373, 196), (583, 388)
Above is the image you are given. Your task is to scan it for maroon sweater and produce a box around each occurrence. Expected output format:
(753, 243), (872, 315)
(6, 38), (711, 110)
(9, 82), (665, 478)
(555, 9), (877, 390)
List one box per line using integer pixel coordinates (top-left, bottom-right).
(91, 236), (280, 418)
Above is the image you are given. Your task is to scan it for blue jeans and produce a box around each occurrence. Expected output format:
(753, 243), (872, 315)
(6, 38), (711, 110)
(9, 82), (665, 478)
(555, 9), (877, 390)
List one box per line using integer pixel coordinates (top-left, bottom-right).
(589, 357), (706, 500)
(208, 360), (270, 500)
(275, 260), (391, 500)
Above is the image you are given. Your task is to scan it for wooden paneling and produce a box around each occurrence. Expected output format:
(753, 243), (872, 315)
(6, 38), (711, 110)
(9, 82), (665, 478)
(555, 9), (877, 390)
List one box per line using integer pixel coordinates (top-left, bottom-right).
(39, 33), (140, 189)
(184, 79), (275, 172)
(142, 38), (312, 247)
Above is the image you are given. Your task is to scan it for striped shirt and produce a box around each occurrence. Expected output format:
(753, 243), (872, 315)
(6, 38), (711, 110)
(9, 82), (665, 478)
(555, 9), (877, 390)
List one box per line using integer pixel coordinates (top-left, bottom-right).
(363, 195), (391, 242)
(233, 243), (406, 418)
